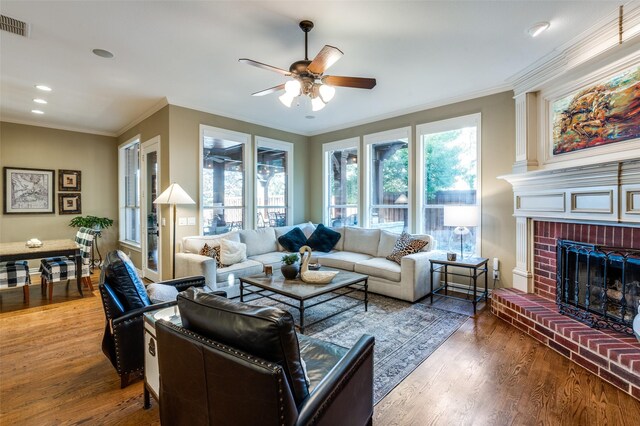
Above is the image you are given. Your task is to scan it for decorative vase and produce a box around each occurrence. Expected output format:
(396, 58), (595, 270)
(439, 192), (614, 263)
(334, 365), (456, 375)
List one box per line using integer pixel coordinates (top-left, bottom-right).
(281, 263), (299, 280)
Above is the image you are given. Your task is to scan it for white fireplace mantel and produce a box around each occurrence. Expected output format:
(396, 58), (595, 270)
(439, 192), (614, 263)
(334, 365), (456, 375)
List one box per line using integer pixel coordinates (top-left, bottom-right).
(501, 159), (640, 225)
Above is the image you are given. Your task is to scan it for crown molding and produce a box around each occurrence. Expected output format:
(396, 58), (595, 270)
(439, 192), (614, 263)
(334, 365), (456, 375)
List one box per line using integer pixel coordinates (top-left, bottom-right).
(116, 97), (169, 137)
(0, 118), (117, 137)
(510, 1), (640, 95)
(309, 83), (513, 137)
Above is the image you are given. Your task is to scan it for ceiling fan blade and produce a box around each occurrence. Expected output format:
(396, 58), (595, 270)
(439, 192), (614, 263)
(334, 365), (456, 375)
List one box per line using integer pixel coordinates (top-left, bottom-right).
(251, 84), (286, 97)
(307, 45), (343, 74)
(239, 58), (291, 76)
(323, 76), (377, 89)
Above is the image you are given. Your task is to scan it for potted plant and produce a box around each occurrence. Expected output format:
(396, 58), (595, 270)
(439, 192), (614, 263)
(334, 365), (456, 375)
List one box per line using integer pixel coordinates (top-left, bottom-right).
(69, 215), (114, 232)
(280, 253), (299, 280)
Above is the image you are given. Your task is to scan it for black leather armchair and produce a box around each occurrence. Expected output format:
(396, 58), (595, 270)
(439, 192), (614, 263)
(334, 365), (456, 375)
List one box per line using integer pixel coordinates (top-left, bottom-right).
(156, 288), (375, 426)
(99, 250), (207, 388)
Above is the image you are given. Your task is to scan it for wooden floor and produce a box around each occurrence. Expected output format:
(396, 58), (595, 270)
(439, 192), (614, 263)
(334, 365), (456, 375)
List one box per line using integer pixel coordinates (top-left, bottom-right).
(1, 276), (638, 425)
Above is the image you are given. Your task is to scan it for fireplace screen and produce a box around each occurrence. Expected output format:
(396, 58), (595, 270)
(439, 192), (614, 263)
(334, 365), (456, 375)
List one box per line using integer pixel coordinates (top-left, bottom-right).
(556, 240), (640, 335)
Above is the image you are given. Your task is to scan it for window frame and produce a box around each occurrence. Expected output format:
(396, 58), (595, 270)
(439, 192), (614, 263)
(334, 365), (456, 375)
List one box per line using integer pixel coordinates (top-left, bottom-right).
(254, 136), (294, 227)
(363, 127), (413, 230)
(322, 137), (360, 227)
(416, 113), (482, 255)
(118, 135), (141, 248)
(199, 125), (251, 234)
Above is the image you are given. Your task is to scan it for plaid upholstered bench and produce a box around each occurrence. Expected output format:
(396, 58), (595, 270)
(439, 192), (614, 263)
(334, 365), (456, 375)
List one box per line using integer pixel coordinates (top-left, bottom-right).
(0, 260), (31, 304)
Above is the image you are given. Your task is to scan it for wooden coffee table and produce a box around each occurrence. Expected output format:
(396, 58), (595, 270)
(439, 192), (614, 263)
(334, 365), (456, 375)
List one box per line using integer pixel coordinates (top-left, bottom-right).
(239, 268), (368, 334)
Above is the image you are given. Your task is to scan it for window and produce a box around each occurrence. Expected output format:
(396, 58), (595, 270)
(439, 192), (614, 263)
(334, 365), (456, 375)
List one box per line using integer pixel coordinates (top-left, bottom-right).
(119, 137), (141, 245)
(417, 113), (481, 256)
(364, 128), (411, 233)
(323, 138), (359, 227)
(200, 126), (250, 235)
(255, 137), (293, 228)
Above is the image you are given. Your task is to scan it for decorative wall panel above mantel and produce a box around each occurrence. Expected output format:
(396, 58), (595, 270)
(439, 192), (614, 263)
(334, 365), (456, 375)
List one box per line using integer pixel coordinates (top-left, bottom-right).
(501, 159), (640, 224)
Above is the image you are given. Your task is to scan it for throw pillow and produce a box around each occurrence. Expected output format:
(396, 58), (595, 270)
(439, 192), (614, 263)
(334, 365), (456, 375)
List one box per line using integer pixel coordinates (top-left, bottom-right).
(146, 283), (179, 303)
(278, 227), (308, 252)
(220, 238), (247, 265)
(307, 223), (341, 253)
(199, 243), (228, 268)
(386, 232), (429, 265)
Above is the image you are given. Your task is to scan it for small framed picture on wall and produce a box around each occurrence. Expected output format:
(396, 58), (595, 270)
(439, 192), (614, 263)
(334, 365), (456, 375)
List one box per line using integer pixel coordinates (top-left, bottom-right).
(59, 169), (81, 192)
(58, 193), (81, 215)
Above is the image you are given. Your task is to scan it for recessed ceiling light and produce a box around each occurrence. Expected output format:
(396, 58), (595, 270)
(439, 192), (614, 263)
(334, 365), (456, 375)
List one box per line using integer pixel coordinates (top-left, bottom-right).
(35, 85), (52, 91)
(305, 115), (315, 119)
(33, 98), (47, 104)
(92, 48), (114, 58)
(528, 22), (550, 38)
(31, 109), (44, 114)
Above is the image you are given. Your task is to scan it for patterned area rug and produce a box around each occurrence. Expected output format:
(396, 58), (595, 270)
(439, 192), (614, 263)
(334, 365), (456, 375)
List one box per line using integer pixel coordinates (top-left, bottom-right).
(253, 290), (469, 404)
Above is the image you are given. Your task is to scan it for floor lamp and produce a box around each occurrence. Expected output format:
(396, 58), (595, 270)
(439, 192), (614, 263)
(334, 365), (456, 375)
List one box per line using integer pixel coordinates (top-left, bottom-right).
(154, 183), (195, 278)
(443, 205), (479, 259)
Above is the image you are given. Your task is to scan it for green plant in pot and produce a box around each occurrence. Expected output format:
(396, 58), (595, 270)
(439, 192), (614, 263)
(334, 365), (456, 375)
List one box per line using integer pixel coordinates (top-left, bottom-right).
(69, 215), (114, 232)
(281, 253), (299, 280)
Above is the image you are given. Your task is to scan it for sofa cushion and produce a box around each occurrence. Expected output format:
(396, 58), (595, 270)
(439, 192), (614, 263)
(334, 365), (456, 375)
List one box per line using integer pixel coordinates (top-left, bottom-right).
(354, 258), (402, 282)
(102, 250), (151, 310)
(377, 230), (400, 258)
(248, 252), (284, 267)
(307, 224), (341, 253)
(275, 222), (316, 251)
(182, 231), (240, 254)
(177, 288), (309, 405)
(215, 259), (264, 283)
(329, 227), (345, 251)
(319, 251), (373, 271)
(278, 227), (308, 252)
(344, 227), (380, 256)
(239, 228), (278, 257)
(386, 232), (429, 264)
(220, 239), (247, 265)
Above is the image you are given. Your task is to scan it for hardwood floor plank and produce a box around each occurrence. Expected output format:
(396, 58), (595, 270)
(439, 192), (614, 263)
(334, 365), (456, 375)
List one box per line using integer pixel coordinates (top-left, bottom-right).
(1, 277), (638, 425)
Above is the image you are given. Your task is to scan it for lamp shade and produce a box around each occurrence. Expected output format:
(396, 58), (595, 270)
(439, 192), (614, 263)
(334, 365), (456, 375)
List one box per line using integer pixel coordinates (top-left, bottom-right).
(444, 205), (479, 228)
(153, 183), (195, 205)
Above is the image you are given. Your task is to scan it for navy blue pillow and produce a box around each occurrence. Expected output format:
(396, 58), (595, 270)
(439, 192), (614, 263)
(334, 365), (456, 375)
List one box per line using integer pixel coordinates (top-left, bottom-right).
(278, 227), (308, 252)
(102, 250), (151, 311)
(307, 224), (341, 253)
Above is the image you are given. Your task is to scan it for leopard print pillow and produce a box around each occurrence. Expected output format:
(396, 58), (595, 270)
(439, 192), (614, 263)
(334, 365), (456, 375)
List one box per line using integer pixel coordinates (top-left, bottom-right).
(199, 243), (228, 268)
(386, 232), (429, 265)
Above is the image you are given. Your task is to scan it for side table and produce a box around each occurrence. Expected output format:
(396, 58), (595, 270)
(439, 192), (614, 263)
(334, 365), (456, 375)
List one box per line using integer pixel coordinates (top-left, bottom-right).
(429, 254), (488, 314)
(90, 229), (102, 272)
(143, 305), (181, 408)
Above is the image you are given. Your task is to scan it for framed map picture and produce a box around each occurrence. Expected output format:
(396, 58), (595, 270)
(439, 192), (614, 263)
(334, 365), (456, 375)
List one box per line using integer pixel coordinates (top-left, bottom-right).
(59, 169), (81, 191)
(552, 64), (640, 155)
(3, 167), (55, 214)
(58, 193), (81, 214)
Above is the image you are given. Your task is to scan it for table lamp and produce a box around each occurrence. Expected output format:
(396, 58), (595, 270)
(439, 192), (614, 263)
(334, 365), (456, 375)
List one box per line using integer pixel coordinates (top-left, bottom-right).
(443, 205), (479, 259)
(154, 183), (195, 278)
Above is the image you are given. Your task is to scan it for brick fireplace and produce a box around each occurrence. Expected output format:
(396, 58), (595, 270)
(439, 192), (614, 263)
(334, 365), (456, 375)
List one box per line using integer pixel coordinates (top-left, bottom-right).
(492, 221), (640, 399)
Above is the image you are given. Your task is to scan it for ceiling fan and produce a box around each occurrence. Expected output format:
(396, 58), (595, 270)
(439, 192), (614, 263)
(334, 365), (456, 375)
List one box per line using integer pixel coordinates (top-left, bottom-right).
(239, 20), (376, 111)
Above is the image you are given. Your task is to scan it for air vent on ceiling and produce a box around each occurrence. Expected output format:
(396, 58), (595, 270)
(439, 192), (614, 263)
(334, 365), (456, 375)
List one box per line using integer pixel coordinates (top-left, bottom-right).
(1, 15), (28, 37)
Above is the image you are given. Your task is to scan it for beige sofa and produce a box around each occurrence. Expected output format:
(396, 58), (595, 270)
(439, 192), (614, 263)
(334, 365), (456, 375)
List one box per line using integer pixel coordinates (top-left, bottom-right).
(175, 224), (438, 302)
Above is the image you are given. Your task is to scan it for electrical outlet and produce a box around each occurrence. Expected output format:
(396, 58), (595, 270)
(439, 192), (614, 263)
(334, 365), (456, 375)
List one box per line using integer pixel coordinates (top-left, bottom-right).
(493, 270), (500, 280)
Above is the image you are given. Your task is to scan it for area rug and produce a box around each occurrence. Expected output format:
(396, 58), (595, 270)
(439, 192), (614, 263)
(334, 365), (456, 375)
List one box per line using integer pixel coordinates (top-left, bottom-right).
(255, 291), (469, 404)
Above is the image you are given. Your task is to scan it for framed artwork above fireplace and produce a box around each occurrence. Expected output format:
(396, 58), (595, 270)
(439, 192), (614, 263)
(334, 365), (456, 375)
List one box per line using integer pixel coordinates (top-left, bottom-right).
(551, 63), (640, 156)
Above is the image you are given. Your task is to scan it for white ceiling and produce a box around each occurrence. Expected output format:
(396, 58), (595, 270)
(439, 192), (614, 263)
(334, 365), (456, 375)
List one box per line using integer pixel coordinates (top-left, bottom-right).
(0, 1), (623, 137)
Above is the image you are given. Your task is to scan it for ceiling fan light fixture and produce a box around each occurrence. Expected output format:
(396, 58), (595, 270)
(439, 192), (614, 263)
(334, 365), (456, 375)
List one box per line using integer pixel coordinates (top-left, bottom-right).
(285, 79), (301, 96)
(279, 92), (295, 108)
(319, 84), (335, 102)
(311, 96), (326, 112)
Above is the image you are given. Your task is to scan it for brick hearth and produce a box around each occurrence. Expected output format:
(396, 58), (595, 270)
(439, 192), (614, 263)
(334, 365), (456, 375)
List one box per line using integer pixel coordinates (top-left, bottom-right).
(493, 221), (640, 401)
(492, 289), (640, 400)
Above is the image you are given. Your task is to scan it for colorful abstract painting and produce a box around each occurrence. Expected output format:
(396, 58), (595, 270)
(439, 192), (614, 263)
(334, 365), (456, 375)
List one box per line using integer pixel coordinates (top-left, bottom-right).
(552, 64), (640, 155)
